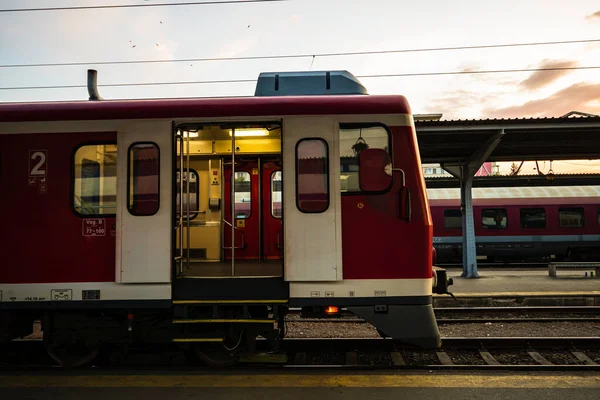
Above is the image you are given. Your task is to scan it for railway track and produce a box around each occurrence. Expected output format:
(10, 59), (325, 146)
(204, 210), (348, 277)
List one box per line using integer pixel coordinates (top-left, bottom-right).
(2, 337), (599, 371)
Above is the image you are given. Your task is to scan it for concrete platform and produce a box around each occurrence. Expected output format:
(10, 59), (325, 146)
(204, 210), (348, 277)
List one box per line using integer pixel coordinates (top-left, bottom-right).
(434, 268), (600, 307)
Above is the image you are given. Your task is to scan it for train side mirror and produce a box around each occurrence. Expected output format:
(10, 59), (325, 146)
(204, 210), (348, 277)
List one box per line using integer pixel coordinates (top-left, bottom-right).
(358, 148), (393, 192)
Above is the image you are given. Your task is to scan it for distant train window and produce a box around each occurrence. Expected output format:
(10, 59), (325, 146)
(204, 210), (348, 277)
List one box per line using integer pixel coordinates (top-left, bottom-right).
(296, 139), (329, 213)
(559, 207), (584, 228)
(128, 143), (160, 216)
(520, 208), (546, 229)
(482, 208), (507, 229)
(444, 209), (462, 230)
(271, 170), (282, 218)
(339, 125), (390, 193)
(73, 143), (117, 216)
(176, 169), (199, 220)
(233, 171), (251, 219)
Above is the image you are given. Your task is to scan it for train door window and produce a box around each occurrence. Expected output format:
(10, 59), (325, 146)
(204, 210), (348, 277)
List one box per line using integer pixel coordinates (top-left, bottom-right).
(176, 169), (199, 220)
(339, 125), (390, 193)
(443, 209), (462, 230)
(234, 171), (251, 219)
(296, 138), (329, 213)
(128, 142), (160, 216)
(271, 170), (282, 218)
(520, 208), (546, 229)
(482, 208), (507, 229)
(73, 143), (117, 216)
(559, 207), (584, 228)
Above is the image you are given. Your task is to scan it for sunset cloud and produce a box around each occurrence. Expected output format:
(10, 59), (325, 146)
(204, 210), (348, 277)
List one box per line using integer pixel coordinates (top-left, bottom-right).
(519, 59), (578, 90)
(486, 82), (600, 118)
(586, 10), (600, 19)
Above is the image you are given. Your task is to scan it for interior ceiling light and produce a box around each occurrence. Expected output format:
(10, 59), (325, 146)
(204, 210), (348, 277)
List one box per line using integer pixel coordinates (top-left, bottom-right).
(228, 128), (269, 137)
(182, 131), (199, 138)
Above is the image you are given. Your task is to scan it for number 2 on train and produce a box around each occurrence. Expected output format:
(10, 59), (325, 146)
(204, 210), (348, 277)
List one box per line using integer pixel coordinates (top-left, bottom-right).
(29, 150), (47, 176)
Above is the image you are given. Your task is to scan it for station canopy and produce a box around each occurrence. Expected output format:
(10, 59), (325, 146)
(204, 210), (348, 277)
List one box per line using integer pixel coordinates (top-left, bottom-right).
(414, 114), (600, 164)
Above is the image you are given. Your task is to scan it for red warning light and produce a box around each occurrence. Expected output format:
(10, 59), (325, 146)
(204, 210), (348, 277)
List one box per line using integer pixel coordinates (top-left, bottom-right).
(324, 306), (340, 315)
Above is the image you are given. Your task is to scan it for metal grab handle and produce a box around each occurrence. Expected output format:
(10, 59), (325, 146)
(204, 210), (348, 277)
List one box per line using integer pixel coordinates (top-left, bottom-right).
(176, 134), (184, 274)
(222, 219), (245, 249)
(276, 229), (282, 249)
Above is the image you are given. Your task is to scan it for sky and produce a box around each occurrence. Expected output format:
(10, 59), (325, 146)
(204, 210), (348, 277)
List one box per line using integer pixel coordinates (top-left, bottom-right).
(1, 0), (599, 172)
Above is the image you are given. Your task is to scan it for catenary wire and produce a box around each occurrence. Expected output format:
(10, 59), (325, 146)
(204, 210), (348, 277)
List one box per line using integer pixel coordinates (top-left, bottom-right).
(1, 38), (598, 69)
(0, 0), (290, 13)
(1, 65), (598, 91)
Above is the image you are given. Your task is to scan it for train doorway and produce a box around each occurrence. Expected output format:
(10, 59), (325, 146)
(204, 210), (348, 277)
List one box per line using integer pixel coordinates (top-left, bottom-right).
(174, 123), (283, 279)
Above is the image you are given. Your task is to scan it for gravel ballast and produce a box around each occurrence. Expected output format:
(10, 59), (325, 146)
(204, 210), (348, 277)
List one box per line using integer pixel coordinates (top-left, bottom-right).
(285, 320), (600, 338)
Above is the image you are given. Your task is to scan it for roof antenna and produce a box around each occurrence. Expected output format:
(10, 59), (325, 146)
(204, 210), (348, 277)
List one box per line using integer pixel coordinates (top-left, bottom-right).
(87, 69), (103, 101)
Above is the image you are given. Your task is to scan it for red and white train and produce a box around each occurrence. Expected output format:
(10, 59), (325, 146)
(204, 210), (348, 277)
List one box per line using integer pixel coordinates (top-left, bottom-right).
(429, 186), (600, 264)
(0, 71), (451, 366)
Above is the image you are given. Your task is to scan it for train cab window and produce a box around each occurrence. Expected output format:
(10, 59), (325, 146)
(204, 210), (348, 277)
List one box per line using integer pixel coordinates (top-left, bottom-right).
(482, 208), (507, 229)
(339, 125), (390, 193)
(520, 208), (546, 229)
(73, 144), (117, 216)
(176, 169), (199, 220)
(444, 209), (462, 230)
(296, 138), (329, 213)
(128, 142), (160, 216)
(271, 170), (282, 218)
(233, 171), (251, 219)
(559, 207), (584, 228)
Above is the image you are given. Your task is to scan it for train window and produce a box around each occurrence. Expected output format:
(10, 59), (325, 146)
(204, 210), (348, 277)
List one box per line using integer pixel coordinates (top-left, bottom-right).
(128, 142), (160, 216)
(559, 207), (584, 228)
(520, 208), (546, 229)
(176, 169), (199, 220)
(233, 171), (251, 219)
(73, 143), (117, 216)
(482, 208), (507, 229)
(271, 170), (282, 218)
(339, 125), (390, 193)
(296, 139), (329, 213)
(444, 209), (462, 230)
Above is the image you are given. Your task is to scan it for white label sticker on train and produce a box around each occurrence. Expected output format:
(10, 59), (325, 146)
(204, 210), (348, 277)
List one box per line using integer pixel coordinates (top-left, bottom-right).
(82, 219), (106, 237)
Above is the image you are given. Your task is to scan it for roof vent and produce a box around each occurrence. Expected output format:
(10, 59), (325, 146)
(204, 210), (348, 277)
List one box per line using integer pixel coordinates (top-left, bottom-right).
(254, 70), (368, 96)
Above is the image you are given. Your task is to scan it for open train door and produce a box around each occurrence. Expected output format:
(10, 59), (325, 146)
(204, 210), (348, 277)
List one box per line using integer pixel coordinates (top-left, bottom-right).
(116, 122), (172, 283)
(283, 117), (343, 281)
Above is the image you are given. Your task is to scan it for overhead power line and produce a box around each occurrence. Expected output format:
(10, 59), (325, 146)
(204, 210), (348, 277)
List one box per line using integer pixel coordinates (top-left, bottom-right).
(1, 65), (598, 91)
(2, 38), (598, 69)
(0, 0), (289, 13)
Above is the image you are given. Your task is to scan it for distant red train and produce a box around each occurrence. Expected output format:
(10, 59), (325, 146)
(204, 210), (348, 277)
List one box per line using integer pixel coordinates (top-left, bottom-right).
(0, 70), (451, 367)
(429, 186), (600, 263)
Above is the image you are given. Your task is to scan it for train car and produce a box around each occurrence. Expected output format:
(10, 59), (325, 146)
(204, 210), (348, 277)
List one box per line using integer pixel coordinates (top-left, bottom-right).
(429, 186), (600, 264)
(0, 70), (451, 366)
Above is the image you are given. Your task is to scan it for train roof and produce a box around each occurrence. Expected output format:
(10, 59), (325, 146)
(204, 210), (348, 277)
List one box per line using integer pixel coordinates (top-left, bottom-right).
(427, 186), (600, 203)
(0, 94), (411, 123)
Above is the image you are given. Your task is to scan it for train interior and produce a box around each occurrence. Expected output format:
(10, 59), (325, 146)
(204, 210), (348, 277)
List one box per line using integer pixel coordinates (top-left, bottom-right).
(174, 123), (283, 279)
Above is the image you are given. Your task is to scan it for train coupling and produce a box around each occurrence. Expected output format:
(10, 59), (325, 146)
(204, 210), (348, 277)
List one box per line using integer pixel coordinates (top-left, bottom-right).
(432, 267), (456, 299)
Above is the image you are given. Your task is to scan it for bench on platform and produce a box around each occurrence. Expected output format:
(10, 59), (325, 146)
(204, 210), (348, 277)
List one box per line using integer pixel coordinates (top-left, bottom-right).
(548, 262), (600, 278)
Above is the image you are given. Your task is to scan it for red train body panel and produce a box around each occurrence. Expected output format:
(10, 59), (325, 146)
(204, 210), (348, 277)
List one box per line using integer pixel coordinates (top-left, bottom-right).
(0, 132), (116, 284)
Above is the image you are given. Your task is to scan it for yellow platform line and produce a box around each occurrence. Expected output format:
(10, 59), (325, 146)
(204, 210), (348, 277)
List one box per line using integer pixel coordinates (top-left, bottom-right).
(173, 300), (288, 305)
(172, 319), (275, 324)
(435, 291), (600, 297)
(0, 374), (598, 388)
(172, 338), (223, 343)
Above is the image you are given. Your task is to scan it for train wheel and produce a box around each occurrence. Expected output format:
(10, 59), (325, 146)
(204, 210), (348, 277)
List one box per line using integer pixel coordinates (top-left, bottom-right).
(46, 340), (100, 368)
